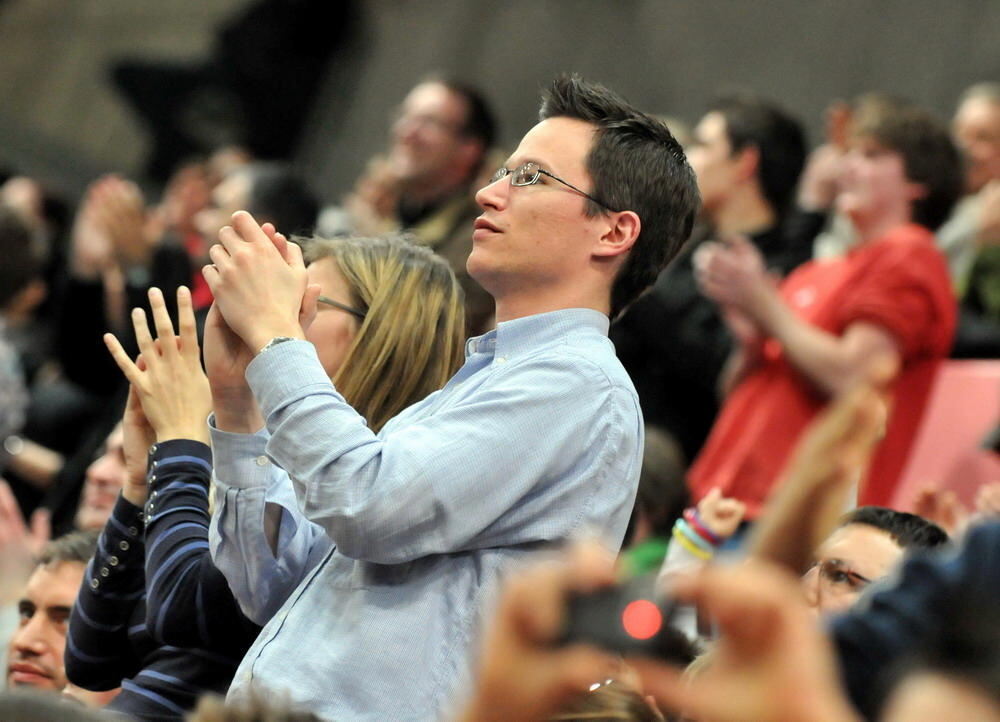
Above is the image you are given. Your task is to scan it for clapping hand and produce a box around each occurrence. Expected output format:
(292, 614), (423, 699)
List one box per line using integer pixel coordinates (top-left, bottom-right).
(104, 286), (211, 445)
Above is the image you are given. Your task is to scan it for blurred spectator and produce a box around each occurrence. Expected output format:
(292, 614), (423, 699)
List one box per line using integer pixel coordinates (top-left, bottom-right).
(0, 206), (38, 468)
(947, 83), (1000, 357)
(611, 94), (810, 461)
(802, 507), (948, 615)
(318, 77), (498, 334)
(690, 104), (962, 515)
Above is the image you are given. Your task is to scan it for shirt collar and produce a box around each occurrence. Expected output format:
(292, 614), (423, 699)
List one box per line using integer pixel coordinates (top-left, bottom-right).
(464, 308), (609, 361)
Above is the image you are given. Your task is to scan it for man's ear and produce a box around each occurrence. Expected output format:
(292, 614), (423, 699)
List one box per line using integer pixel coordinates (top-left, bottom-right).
(593, 210), (641, 259)
(734, 145), (761, 183)
(905, 180), (929, 202)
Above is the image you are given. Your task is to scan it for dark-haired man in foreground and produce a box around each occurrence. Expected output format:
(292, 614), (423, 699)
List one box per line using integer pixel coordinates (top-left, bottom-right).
(204, 75), (698, 719)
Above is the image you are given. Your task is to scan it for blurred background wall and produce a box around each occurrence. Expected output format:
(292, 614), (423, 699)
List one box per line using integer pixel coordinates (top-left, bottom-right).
(0, 0), (997, 203)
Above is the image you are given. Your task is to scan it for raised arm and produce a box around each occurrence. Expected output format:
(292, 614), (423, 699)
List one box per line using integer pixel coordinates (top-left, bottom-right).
(696, 235), (901, 397)
(105, 285), (261, 646)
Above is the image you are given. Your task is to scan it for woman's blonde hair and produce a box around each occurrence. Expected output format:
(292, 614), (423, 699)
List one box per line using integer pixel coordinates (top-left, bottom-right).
(303, 235), (466, 432)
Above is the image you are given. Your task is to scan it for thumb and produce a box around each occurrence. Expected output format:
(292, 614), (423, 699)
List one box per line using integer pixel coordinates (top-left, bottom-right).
(300, 284), (321, 331)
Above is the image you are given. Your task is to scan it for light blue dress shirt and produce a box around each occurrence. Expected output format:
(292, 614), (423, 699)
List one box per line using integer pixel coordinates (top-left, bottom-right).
(209, 308), (642, 721)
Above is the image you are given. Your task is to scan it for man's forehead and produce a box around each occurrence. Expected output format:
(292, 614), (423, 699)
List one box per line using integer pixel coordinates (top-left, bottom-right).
(508, 117), (596, 173)
(26, 562), (85, 601)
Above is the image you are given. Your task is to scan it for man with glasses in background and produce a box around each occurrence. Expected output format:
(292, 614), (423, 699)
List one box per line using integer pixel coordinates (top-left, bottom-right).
(319, 77), (498, 334)
(204, 74), (698, 720)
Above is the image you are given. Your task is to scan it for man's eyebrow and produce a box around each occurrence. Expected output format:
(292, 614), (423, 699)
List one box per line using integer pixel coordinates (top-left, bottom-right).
(46, 605), (73, 617)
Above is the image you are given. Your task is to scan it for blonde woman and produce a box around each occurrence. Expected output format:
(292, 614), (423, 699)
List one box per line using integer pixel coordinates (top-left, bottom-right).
(82, 233), (463, 716)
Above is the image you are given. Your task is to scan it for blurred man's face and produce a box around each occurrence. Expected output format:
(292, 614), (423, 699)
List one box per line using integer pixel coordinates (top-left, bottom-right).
(687, 112), (742, 216)
(837, 135), (923, 231)
(388, 82), (473, 190)
(75, 427), (126, 532)
(6, 561), (84, 691)
(801, 523), (903, 615)
(953, 96), (1000, 194)
(194, 170), (252, 249)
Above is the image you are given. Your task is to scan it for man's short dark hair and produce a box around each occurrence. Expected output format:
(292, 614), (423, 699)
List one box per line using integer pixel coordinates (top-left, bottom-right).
(853, 106), (963, 231)
(432, 77), (497, 151)
(841, 506), (949, 551)
(243, 163), (318, 238)
(540, 74), (700, 319)
(0, 205), (40, 310)
(37, 530), (99, 567)
(706, 93), (806, 215)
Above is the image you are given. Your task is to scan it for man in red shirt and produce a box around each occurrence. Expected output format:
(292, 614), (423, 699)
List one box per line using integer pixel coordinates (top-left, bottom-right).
(690, 105), (963, 517)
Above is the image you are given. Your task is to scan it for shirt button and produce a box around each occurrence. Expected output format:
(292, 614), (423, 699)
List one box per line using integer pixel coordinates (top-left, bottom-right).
(128, 526), (138, 537)
(255, 455), (270, 466)
(495, 356), (508, 365)
(150, 490), (158, 499)
(99, 567), (109, 577)
(151, 460), (158, 469)
(148, 444), (158, 455)
(90, 578), (99, 589)
(149, 475), (156, 484)
(119, 540), (130, 551)
(109, 556), (119, 566)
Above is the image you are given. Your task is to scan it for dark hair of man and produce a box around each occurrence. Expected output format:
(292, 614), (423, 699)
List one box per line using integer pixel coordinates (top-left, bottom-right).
(852, 106), (963, 231)
(841, 506), (949, 551)
(432, 77), (497, 151)
(0, 205), (40, 310)
(243, 162), (319, 238)
(37, 530), (99, 567)
(539, 74), (700, 320)
(707, 93), (807, 216)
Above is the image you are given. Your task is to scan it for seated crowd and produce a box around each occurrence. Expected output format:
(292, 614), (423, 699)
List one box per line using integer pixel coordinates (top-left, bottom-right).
(0, 71), (998, 722)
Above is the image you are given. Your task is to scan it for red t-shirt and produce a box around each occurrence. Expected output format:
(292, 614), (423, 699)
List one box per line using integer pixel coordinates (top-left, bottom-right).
(687, 224), (956, 518)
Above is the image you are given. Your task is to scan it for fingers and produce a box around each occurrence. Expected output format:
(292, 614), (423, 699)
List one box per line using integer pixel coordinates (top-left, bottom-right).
(231, 210), (272, 247)
(261, 221), (290, 257)
(103, 333), (144, 387)
(176, 286), (199, 358)
(147, 288), (178, 359)
(0, 479), (28, 537)
(130, 306), (158, 370)
(29, 507), (51, 547)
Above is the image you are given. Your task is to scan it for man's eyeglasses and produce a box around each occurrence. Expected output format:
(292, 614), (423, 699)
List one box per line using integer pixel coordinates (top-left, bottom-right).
(810, 558), (873, 596)
(488, 162), (619, 212)
(317, 295), (367, 320)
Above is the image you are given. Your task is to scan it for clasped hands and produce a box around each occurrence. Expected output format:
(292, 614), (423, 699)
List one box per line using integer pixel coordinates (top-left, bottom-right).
(201, 210), (321, 355)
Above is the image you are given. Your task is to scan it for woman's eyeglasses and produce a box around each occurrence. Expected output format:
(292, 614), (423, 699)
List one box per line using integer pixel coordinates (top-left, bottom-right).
(317, 295), (367, 320)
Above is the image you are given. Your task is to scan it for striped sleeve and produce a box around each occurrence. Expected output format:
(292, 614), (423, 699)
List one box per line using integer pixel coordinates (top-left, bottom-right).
(65, 495), (145, 690)
(143, 439), (259, 653)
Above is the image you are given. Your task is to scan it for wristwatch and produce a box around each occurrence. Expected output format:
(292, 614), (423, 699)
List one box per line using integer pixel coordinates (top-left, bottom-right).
(258, 336), (298, 356)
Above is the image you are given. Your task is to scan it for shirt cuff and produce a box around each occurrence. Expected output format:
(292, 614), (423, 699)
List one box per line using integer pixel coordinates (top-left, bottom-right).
(245, 340), (343, 417)
(208, 415), (277, 491)
(88, 495), (146, 593)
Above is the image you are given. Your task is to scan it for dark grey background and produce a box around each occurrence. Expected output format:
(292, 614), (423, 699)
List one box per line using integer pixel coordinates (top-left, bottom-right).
(1, 0), (997, 201)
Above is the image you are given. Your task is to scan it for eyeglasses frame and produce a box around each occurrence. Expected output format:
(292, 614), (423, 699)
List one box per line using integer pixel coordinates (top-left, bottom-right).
(490, 162), (620, 213)
(317, 295), (367, 320)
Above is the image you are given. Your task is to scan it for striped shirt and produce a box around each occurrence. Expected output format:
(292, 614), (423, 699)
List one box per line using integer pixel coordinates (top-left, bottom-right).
(67, 440), (258, 719)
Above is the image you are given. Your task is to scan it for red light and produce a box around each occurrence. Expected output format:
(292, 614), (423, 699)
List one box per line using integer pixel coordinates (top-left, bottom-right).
(621, 599), (662, 640)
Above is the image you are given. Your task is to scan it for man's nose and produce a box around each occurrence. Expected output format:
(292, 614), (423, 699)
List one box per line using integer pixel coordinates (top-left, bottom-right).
(475, 175), (507, 211)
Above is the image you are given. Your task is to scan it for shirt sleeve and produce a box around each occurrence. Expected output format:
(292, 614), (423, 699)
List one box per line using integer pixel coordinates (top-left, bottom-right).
(835, 240), (954, 359)
(65, 495), (145, 691)
(209, 424), (331, 625)
(246, 340), (641, 565)
(143, 439), (260, 651)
